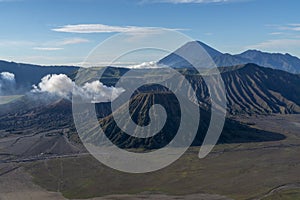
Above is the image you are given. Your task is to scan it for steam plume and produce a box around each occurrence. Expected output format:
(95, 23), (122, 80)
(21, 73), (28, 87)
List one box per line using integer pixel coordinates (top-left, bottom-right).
(32, 74), (124, 103)
(0, 72), (16, 95)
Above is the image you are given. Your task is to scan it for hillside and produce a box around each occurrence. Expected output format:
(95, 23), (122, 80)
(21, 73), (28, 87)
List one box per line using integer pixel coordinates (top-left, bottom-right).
(220, 64), (300, 114)
(0, 97), (114, 159)
(82, 92), (285, 150)
(164, 63), (300, 115)
(0, 93), (285, 153)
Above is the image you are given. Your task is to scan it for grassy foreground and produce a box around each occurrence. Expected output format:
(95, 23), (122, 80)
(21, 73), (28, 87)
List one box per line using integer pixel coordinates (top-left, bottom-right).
(24, 142), (300, 200)
(22, 115), (300, 200)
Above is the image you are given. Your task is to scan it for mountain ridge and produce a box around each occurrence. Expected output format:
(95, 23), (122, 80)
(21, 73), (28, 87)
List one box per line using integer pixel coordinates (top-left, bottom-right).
(2, 63), (299, 116)
(159, 41), (300, 73)
(93, 92), (285, 149)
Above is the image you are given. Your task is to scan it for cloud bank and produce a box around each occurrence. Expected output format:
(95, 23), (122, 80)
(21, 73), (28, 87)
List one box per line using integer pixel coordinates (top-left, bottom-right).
(32, 74), (124, 103)
(278, 24), (300, 32)
(33, 47), (63, 51)
(127, 61), (167, 69)
(33, 37), (90, 51)
(52, 24), (181, 34)
(247, 39), (300, 50)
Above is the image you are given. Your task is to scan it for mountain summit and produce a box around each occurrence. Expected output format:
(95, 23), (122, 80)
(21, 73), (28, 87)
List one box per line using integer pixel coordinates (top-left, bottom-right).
(159, 41), (249, 69)
(159, 41), (300, 73)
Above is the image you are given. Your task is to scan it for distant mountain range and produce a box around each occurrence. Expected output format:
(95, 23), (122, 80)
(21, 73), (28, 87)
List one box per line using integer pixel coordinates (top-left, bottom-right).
(0, 60), (78, 92)
(0, 40), (300, 96)
(238, 49), (300, 73)
(159, 41), (300, 73)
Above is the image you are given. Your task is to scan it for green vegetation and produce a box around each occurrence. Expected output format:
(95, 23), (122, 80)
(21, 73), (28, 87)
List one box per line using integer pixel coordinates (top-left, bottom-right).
(24, 140), (300, 200)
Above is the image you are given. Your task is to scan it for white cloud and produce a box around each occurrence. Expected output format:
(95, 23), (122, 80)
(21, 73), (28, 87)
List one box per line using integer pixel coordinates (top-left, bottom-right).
(269, 24), (300, 32)
(269, 32), (283, 35)
(32, 74), (125, 103)
(279, 24), (300, 31)
(33, 37), (89, 51)
(0, 40), (34, 47)
(33, 47), (63, 51)
(0, 37), (89, 50)
(127, 61), (167, 69)
(52, 24), (181, 34)
(56, 37), (90, 45)
(247, 39), (300, 53)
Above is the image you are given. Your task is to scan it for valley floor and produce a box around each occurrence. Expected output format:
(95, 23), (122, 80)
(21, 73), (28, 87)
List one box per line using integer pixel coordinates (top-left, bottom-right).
(1, 114), (300, 200)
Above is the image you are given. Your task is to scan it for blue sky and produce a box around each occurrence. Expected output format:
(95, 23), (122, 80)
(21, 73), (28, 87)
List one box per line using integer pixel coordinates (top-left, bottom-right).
(0, 0), (300, 65)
